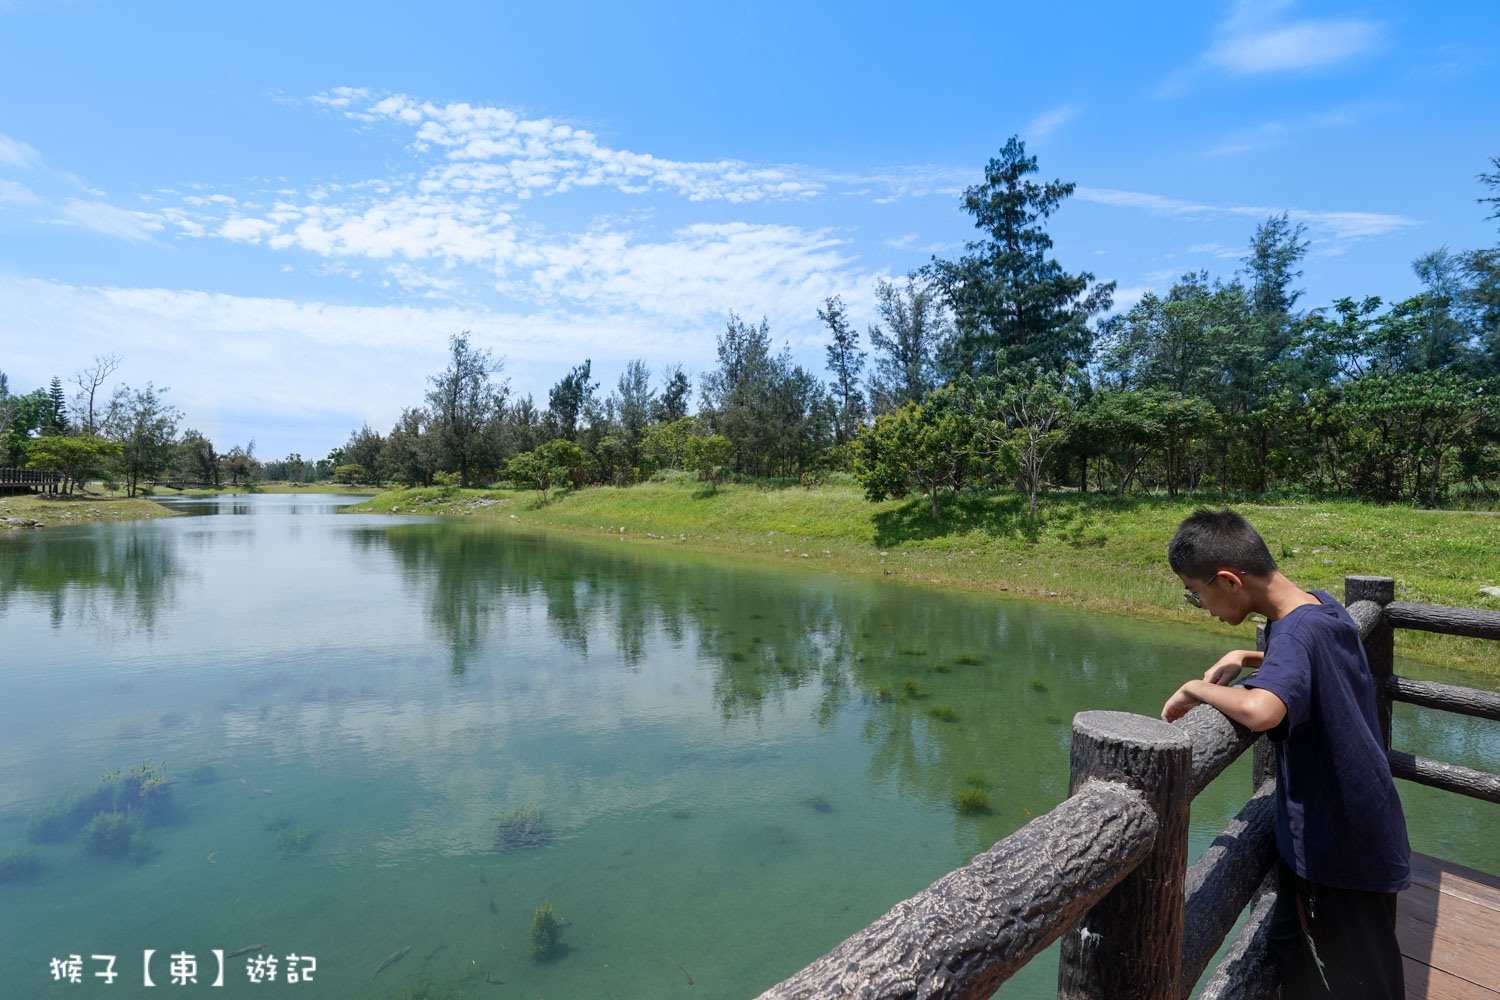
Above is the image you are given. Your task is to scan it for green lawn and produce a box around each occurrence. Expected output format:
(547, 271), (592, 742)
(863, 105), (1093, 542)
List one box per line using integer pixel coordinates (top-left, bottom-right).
(348, 478), (1500, 679)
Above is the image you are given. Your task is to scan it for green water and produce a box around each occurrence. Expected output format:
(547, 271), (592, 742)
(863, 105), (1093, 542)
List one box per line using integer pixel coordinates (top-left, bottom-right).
(1, 494), (1495, 999)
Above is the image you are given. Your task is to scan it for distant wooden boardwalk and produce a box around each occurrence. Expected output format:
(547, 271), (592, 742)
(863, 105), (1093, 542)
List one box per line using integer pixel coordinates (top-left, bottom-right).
(1401, 853), (1500, 999)
(0, 466), (62, 494)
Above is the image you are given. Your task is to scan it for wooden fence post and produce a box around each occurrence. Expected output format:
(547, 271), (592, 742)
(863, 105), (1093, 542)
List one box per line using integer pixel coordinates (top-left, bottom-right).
(1058, 711), (1192, 1000)
(1346, 575), (1395, 750)
(1251, 624), (1275, 790)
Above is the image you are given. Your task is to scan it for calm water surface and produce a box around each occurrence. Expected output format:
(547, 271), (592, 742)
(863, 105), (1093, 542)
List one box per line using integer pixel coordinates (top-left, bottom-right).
(2, 494), (1496, 998)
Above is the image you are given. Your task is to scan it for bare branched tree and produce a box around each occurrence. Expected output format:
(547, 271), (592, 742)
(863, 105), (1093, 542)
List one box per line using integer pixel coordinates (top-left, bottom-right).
(71, 353), (123, 435)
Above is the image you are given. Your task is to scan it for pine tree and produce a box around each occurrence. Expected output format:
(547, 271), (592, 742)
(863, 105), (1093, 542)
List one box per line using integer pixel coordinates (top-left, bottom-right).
(45, 376), (68, 436)
(819, 296), (866, 445)
(925, 137), (1113, 376)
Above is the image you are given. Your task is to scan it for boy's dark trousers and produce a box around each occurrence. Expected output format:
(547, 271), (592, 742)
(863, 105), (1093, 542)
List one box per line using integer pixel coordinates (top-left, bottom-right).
(1267, 858), (1405, 999)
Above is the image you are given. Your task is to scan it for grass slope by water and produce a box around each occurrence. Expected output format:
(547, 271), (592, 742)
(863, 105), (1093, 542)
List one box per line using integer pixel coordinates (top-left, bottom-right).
(348, 478), (1500, 679)
(0, 493), (178, 530)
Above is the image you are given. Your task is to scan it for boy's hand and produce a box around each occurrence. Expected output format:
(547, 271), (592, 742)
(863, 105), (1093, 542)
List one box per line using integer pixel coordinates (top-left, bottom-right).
(1161, 683), (1202, 723)
(1203, 650), (1260, 686)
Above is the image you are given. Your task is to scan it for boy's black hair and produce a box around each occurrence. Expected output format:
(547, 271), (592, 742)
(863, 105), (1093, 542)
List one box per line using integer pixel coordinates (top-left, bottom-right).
(1167, 508), (1278, 581)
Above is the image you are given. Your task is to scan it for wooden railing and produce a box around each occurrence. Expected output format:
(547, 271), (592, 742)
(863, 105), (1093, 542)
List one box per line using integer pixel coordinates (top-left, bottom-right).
(755, 575), (1500, 1000)
(0, 467), (62, 493)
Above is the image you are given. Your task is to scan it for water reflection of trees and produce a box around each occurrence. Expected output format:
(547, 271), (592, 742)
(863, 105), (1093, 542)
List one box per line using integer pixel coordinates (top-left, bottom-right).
(369, 523), (1100, 836)
(0, 527), (180, 631)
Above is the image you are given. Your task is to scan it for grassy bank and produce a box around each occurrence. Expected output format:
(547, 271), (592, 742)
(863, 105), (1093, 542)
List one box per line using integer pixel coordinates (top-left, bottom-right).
(347, 479), (1500, 679)
(91, 481), (384, 499)
(0, 492), (178, 530)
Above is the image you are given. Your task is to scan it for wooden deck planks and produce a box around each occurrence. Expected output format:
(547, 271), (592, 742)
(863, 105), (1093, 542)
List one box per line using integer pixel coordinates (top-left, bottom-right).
(1399, 853), (1500, 999)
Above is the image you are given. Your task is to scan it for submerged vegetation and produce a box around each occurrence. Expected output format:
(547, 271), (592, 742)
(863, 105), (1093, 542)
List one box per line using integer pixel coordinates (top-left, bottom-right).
(529, 903), (565, 959)
(495, 804), (552, 851)
(81, 810), (151, 861)
(0, 846), (42, 883)
(276, 827), (315, 857)
(952, 788), (991, 815)
(26, 762), (173, 857)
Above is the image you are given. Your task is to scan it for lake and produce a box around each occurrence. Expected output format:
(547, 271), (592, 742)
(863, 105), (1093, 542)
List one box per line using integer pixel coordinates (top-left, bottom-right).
(2, 493), (1496, 998)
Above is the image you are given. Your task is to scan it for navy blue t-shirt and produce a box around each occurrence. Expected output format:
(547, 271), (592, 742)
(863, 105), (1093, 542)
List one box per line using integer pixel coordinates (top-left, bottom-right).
(1242, 590), (1410, 893)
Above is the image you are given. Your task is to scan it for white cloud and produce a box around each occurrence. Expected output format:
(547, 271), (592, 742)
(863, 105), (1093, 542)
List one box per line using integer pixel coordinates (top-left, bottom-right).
(1160, 1), (1384, 95)
(1206, 16), (1383, 76)
(1201, 101), (1393, 156)
(0, 132), (41, 170)
(313, 88), (824, 204)
(0, 178), (41, 205)
(1025, 105), (1081, 141)
(57, 199), (165, 242)
(1074, 186), (1419, 242)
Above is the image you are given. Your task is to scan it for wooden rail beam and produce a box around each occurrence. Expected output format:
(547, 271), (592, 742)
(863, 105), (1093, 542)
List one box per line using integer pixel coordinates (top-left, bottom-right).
(1385, 601), (1500, 641)
(1179, 784), (1277, 995)
(1388, 750), (1500, 805)
(1194, 878), (1280, 1000)
(752, 781), (1158, 1000)
(1386, 675), (1500, 723)
(1175, 702), (1258, 800)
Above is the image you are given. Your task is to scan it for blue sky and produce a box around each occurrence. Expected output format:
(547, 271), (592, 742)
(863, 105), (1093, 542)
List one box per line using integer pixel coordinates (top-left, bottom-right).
(1, 0), (1497, 461)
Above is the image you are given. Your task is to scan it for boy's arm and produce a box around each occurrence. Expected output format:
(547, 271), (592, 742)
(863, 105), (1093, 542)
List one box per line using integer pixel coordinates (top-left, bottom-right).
(1203, 649), (1264, 686)
(1161, 679), (1287, 730)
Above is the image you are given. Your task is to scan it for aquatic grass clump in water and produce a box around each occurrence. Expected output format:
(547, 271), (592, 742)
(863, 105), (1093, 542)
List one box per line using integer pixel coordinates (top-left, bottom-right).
(495, 804), (551, 851)
(725, 649), (747, 662)
(0, 846), (42, 883)
(276, 827), (315, 857)
(901, 680), (920, 699)
(897, 648), (927, 656)
(1029, 679), (1049, 693)
(952, 788), (991, 815)
(874, 686), (893, 702)
(954, 654), (983, 665)
(929, 662), (950, 673)
(805, 790), (832, 813)
(28, 762), (175, 846)
(928, 704), (958, 722)
(529, 903), (565, 959)
(963, 771), (989, 789)
(81, 810), (152, 861)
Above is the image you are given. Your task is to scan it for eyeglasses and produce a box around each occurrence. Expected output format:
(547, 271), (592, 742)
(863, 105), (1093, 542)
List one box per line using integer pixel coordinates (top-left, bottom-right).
(1182, 571), (1248, 608)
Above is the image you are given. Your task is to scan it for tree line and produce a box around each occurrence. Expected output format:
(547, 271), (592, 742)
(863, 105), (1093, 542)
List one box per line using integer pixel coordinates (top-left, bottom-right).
(7, 140), (1497, 511)
(1, 355), (272, 497)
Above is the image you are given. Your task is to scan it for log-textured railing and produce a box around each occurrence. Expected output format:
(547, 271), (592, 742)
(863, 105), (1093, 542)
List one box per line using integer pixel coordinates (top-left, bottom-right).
(0, 466), (62, 493)
(754, 575), (1500, 1000)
